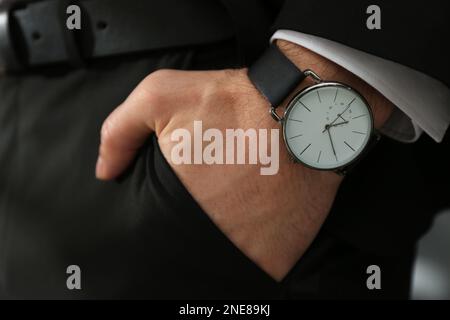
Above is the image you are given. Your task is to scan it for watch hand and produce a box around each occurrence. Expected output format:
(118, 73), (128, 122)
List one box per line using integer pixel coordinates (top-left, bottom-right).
(321, 120), (349, 133)
(329, 120), (349, 128)
(326, 127), (338, 161)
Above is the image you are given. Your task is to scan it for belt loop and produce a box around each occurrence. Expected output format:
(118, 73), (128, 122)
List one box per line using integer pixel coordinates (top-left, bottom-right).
(0, 4), (24, 72)
(58, 0), (84, 68)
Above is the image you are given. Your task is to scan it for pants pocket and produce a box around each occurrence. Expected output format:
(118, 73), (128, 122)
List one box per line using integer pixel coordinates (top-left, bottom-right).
(118, 135), (281, 299)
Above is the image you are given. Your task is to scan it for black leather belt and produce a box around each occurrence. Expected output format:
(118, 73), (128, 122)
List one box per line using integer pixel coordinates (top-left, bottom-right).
(0, 0), (234, 72)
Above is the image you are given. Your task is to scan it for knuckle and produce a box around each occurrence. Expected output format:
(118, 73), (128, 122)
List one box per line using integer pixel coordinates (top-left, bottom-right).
(147, 68), (173, 80)
(136, 70), (173, 106)
(141, 69), (172, 91)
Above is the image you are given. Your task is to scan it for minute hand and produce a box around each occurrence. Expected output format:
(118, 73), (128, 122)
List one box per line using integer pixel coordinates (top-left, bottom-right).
(326, 128), (338, 161)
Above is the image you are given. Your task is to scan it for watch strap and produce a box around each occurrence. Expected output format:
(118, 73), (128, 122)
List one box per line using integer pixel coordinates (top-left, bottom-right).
(248, 43), (305, 107)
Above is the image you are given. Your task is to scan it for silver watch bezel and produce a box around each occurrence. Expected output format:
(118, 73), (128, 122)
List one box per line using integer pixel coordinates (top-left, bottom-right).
(281, 81), (375, 173)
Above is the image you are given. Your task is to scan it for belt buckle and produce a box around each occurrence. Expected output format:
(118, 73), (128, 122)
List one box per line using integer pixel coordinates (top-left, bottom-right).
(0, 5), (23, 72)
(0, 1), (84, 72)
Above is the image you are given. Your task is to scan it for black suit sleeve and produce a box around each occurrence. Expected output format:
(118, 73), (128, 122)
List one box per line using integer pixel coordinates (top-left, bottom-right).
(272, 0), (450, 88)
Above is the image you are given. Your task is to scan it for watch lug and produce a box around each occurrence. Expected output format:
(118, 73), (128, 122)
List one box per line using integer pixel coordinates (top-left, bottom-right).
(303, 69), (323, 83)
(270, 106), (283, 122)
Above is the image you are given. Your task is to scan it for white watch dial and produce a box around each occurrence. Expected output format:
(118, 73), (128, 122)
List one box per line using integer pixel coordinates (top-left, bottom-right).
(283, 83), (373, 170)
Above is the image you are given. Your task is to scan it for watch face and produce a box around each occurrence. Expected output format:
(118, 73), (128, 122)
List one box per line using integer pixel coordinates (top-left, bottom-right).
(283, 82), (373, 170)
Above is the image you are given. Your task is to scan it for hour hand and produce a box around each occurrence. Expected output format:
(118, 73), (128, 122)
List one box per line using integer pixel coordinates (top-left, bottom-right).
(322, 120), (348, 133)
(321, 120), (349, 133)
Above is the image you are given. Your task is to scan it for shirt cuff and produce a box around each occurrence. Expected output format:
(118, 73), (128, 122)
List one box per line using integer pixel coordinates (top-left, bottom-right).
(271, 30), (450, 143)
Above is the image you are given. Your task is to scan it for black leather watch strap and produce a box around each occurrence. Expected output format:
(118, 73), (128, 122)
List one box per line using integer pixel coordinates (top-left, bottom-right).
(248, 43), (305, 107)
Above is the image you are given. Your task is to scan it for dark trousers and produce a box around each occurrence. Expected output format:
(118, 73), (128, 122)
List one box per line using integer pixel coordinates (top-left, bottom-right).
(0, 39), (417, 299)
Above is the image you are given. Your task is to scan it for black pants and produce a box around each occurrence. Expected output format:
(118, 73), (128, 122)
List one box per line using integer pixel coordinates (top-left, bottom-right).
(0, 39), (419, 299)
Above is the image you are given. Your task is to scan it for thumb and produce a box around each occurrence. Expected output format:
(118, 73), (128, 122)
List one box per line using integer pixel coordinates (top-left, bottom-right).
(96, 84), (157, 181)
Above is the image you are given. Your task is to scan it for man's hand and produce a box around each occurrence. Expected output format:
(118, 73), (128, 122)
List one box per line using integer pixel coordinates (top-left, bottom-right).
(95, 41), (393, 281)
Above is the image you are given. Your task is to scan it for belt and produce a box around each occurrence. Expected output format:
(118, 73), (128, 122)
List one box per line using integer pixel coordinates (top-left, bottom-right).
(0, 0), (235, 72)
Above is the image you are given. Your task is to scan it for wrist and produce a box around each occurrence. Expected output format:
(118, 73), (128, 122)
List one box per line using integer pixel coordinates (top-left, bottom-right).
(276, 40), (394, 130)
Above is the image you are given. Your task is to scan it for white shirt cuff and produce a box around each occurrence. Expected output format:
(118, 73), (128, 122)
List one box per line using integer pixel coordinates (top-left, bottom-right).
(271, 30), (450, 143)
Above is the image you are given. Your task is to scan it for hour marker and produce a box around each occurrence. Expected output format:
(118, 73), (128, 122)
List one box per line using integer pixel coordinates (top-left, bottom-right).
(300, 101), (311, 112)
(352, 130), (366, 135)
(317, 91), (322, 103)
(334, 89), (338, 102)
(352, 114), (367, 120)
(317, 150), (322, 163)
(289, 134), (303, 139)
(289, 118), (303, 123)
(300, 143), (311, 155)
(344, 141), (355, 151)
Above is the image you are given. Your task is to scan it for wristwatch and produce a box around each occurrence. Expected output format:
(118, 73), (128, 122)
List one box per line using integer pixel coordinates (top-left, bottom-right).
(248, 43), (380, 175)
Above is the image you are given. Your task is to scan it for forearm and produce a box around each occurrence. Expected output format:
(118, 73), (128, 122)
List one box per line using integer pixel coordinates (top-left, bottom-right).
(220, 41), (396, 280)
